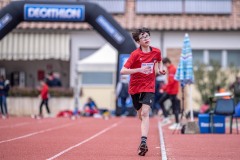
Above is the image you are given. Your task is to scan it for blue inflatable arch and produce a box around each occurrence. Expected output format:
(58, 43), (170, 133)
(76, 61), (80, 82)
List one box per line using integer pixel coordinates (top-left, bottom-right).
(0, 0), (136, 114)
(0, 0), (136, 53)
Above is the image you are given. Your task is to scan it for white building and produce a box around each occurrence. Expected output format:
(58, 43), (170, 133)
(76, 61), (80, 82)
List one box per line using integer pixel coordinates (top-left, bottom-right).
(0, 0), (240, 111)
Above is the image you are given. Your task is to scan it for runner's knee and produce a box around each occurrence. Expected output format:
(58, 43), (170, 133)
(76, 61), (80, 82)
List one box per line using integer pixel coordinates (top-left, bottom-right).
(141, 107), (149, 117)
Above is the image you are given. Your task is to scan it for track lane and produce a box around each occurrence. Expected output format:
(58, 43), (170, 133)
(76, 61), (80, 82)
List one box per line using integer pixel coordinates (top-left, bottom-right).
(0, 117), (121, 160)
(54, 117), (161, 160)
(0, 118), (76, 141)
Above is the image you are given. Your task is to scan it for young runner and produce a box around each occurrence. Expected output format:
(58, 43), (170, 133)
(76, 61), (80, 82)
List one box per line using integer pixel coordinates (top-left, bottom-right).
(120, 27), (165, 156)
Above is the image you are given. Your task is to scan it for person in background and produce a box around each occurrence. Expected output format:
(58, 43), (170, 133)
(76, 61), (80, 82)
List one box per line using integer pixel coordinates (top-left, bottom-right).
(116, 75), (130, 116)
(46, 72), (62, 87)
(46, 72), (54, 87)
(120, 27), (165, 156)
(216, 85), (230, 99)
(159, 57), (180, 130)
(3, 78), (10, 118)
(38, 80), (51, 118)
(152, 75), (165, 116)
(83, 97), (98, 117)
(0, 75), (8, 119)
(186, 100), (210, 118)
(53, 72), (62, 87)
(229, 76), (240, 105)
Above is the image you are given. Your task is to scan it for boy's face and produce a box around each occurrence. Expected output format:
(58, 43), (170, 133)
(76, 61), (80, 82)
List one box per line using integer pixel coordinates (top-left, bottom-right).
(138, 32), (150, 47)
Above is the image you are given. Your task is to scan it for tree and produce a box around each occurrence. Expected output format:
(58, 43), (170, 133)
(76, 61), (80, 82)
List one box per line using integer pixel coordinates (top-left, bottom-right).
(194, 61), (239, 104)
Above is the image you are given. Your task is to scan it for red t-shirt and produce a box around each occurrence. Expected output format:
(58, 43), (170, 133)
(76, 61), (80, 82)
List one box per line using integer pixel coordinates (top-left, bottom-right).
(162, 64), (179, 95)
(41, 84), (49, 100)
(124, 47), (161, 94)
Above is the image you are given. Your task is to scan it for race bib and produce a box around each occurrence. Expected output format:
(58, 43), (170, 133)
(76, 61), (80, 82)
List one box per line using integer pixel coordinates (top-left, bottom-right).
(141, 63), (154, 74)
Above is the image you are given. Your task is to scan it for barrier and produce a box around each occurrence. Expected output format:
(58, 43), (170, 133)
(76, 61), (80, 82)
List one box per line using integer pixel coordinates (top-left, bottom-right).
(198, 114), (225, 134)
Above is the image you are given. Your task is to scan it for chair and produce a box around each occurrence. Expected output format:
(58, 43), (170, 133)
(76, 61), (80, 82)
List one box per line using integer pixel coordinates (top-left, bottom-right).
(233, 102), (240, 134)
(210, 98), (238, 134)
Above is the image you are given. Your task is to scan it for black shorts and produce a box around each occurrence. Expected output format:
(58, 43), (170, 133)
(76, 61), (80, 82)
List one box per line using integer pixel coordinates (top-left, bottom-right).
(131, 92), (155, 111)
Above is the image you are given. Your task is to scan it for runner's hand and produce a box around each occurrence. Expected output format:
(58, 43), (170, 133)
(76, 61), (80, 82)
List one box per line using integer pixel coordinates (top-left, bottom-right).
(159, 70), (166, 75)
(140, 66), (151, 74)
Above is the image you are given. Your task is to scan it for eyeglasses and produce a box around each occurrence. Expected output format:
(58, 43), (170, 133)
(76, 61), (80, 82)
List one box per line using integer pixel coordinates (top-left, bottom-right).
(139, 34), (150, 40)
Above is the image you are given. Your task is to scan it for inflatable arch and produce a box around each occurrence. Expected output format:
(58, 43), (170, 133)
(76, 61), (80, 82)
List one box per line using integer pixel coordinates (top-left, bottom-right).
(0, 0), (137, 113)
(0, 0), (136, 53)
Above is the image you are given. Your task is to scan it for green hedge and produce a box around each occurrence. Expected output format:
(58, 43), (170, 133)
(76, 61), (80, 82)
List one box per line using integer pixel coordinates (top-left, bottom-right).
(9, 87), (74, 97)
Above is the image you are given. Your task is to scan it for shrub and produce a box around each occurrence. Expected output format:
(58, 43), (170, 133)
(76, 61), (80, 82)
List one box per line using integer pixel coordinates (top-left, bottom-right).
(9, 87), (73, 97)
(194, 61), (240, 104)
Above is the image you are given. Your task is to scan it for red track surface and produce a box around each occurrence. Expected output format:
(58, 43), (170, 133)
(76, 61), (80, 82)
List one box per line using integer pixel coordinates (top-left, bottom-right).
(0, 117), (239, 160)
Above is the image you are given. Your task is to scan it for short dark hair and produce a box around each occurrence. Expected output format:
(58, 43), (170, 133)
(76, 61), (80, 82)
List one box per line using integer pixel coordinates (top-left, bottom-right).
(162, 57), (171, 64)
(132, 27), (150, 42)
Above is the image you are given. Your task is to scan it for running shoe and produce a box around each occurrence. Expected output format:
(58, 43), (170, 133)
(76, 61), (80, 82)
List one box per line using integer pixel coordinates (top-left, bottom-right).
(138, 143), (148, 156)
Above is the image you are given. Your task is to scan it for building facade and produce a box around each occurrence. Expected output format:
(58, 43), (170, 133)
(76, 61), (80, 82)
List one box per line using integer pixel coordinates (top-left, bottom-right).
(0, 0), (240, 110)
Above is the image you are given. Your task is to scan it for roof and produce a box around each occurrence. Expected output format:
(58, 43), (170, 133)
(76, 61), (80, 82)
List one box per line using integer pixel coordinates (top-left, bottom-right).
(1, 0), (240, 31)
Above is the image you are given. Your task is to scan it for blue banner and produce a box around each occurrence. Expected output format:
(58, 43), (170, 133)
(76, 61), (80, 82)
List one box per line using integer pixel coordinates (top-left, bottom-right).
(24, 4), (85, 21)
(119, 54), (130, 80)
(96, 15), (125, 44)
(0, 14), (12, 30)
(118, 54), (132, 108)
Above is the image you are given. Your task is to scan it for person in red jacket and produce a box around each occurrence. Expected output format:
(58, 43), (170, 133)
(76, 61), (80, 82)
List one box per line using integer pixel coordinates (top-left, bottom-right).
(38, 80), (51, 118)
(159, 57), (180, 130)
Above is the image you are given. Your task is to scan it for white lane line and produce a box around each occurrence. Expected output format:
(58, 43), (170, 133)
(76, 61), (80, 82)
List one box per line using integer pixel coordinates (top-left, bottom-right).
(46, 122), (120, 160)
(0, 123), (74, 144)
(0, 118), (58, 129)
(0, 122), (31, 129)
(158, 122), (167, 160)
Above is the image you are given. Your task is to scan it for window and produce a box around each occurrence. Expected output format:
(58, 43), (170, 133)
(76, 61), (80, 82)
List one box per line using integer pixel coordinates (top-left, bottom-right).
(192, 50), (204, 66)
(227, 50), (240, 67)
(136, 0), (232, 15)
(79, 0), (126, 14)
(79, 48), (98, 60)
(136, 0), (182, 14)
(209, 50), (222, 65)
(192, 49), (240, 68)
(82, 72), (113, 85)
(185, 0), (232, 14)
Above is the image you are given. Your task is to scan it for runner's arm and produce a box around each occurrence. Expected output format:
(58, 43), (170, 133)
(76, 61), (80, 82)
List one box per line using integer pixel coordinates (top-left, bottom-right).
(157, 61), (166, 75)
(120, 66), (151, 75)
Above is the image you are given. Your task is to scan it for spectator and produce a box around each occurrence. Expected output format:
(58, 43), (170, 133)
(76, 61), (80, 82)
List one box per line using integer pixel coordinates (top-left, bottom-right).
(0, 75), (8, 119)
(83, 97), (98, 117)
(53, 72), (62, 87)
(186, 100), (210, 118)
(3, 78), (10, 118)
(159, 57), (180, 130)
(153, 75), (165, 116)
(116, 75), (130, 116)
(216, 85), (230, 99)
(229, 76), (240, 104)
(38, 80), (51, 118)
(46, 72), (54, 87)
(46, 72), (62, 87)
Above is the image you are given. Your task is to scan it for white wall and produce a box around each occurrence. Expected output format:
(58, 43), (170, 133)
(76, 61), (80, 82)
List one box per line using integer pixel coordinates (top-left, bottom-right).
(69, 30), (240, 111)
(70, 31), (106, 87)
(8, 97), (74, 116)
(163, 31), (240, 55)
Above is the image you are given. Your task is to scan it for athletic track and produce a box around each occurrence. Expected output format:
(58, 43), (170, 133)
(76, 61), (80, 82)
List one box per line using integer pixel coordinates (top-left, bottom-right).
(0, 117), (239, 160)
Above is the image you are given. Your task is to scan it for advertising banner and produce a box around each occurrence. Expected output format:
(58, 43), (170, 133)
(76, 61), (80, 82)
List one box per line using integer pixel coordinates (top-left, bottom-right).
(24, 4), (85, 21)
(117, 54), (132, 108)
